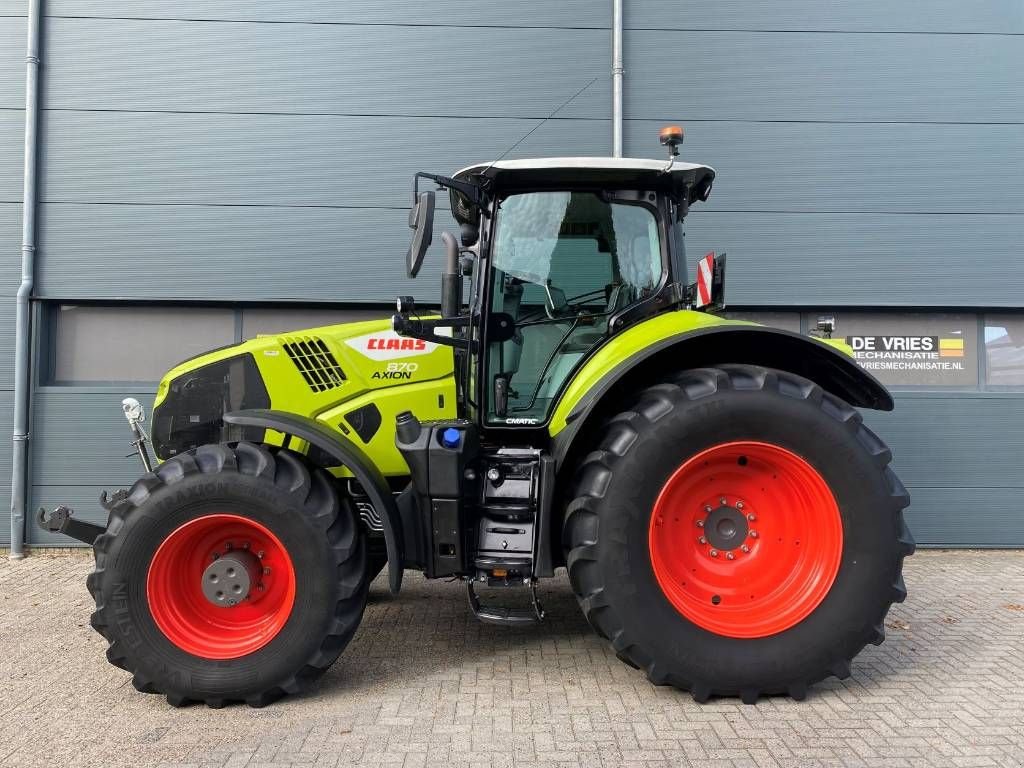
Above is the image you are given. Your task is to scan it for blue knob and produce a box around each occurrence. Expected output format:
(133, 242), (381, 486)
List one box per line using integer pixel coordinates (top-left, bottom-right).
(441, 427), (461, 449)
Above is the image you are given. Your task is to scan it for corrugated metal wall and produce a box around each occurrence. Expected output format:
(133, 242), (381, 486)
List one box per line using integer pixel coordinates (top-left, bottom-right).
(3, 1), (1024, 546)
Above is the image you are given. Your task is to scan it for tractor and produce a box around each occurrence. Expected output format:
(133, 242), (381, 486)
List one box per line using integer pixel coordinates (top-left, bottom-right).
(41, 126), (914, 707)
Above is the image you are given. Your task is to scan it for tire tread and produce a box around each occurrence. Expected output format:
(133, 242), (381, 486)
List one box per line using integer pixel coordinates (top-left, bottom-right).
(563, 364), (915, 703)
(87, 441), (366, 709)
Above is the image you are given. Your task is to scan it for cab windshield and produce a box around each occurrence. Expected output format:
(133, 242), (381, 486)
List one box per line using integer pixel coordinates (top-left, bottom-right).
(486, 190), (663, 424)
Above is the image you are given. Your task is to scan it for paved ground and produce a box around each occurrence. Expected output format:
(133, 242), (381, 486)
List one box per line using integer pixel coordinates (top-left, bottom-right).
(1, 550), (1022, 768)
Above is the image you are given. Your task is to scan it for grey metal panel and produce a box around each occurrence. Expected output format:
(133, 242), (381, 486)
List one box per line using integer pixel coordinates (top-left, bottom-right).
(625, 30), (1023, 122)
(40, 112), (610, 207)
(35, 202), (460, 302)
(863, 395), (1024, 545)
(241, 308), (387, 339)
(44, 1), (609, 27)
(624, 1), (1024, 34)
(895, 487), (1024, 548)
(30, 389), (155, 486)
(0, 16), (26, 109)
(0, 203), (22, 389)
(0, 109), (24, 201)
(0, 1), (27, 15)
(0, 390), (11, 545)
(36, 203), (1024, 307)
(685, 212), (1024, 307)
(863, 396), (1024, 490)
(43, 18), (609, 118)
(626, 121), (1024, 214)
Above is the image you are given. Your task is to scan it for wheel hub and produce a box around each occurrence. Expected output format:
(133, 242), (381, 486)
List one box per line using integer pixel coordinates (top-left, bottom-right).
(201, 548), (261, 607)
(703, 505), (749, 552)
(649, 441), (843, 638)
(146, 514), (296, 659)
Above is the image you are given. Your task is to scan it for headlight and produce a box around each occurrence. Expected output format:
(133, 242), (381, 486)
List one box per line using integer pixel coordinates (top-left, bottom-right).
(151, 354), (269, 459)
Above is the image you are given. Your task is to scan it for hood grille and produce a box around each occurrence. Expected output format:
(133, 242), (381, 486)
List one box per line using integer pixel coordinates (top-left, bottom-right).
(281, 336), (346, 392)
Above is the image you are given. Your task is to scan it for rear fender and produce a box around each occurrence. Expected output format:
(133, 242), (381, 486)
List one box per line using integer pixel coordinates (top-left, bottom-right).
(550, 324), (893, 467)
(223, 409), (405, 594)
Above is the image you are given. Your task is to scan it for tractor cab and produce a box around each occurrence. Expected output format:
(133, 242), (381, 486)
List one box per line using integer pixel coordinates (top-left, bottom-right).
(394, 130), (720, 431)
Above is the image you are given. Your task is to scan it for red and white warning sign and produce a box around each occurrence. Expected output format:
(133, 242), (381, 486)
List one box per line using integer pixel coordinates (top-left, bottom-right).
(695, 252), (715, 308)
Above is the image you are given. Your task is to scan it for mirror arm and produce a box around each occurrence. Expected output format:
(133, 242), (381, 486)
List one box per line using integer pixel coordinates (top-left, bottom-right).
(414, 172), (486, 207)
(392, 313), (475, 352)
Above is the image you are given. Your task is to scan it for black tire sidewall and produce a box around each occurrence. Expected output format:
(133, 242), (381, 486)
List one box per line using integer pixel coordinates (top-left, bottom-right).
(594, 385), (901, 691)
(100, 468), (352, 699)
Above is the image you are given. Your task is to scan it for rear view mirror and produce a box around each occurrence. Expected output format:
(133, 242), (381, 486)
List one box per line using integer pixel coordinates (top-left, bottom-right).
(406, 191), (435, 278)
(543, 283), (568, 318)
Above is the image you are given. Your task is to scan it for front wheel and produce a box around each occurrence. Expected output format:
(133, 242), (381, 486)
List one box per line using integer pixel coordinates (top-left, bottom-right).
(564, 365), (915, 703)
(87, 442), (368, 707)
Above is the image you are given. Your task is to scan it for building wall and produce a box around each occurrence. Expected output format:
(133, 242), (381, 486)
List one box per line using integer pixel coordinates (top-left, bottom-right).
(3, 1), (1024, 546)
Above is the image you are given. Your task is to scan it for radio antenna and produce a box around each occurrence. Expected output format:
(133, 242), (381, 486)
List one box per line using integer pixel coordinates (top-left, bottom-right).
(480, 77), (600, 176)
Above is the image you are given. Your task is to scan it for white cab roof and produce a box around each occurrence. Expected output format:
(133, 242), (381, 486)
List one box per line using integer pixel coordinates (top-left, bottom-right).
(454, 156), (714, 179)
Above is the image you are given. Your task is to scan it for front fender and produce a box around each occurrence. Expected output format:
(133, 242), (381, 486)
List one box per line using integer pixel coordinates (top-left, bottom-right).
(223, 409), (404, 594)
(549, 319), (892, 465)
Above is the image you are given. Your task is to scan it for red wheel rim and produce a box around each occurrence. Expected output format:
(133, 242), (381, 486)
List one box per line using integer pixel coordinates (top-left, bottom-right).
(649, 441), (842, 638)
(146, 514), (296, 659)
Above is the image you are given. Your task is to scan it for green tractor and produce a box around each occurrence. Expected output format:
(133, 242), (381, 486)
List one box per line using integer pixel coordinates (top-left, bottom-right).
(41, 127), (913, 707)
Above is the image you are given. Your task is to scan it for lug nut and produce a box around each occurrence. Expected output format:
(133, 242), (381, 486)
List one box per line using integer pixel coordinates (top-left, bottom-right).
(736, 501), (744, 510)
(698, 536), (707, 544)
(225, 542), (233, 551)
(257, 583), (265, 591)
(710, 549), (719, 558)
(741, 544), (750, 553)
(242, 542), (250, 549)
(263, 566), (272, 575)
(696, 520), (704, 528)
(749, 531), (759, 539)
(726, 552), (735, 560)
(719, 497), (728, 506)
(256, 550), (265, 559)
(747, 513), (756, 522)
(704, 505), (713, 513)
(211, 552), (219, 561)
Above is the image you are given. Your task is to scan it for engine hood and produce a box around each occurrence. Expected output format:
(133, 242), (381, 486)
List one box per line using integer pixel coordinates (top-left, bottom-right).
(151, 316), (456, 462)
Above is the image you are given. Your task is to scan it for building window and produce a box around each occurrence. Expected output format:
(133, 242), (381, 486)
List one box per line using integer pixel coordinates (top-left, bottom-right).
(46, 304), (391, 385)
(984, 315), (1024, 387)
(724, 311), (801, 333)
(240, 308), (385, 339)
(49, 305), (236, 384)
(804, 312), (979, 389)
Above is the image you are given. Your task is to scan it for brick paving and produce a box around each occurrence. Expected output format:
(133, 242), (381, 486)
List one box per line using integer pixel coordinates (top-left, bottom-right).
(1, 549), (1022, 767)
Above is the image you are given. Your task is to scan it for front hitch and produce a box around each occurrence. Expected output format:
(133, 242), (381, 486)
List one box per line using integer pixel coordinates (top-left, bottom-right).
(37, 505), (105, 545)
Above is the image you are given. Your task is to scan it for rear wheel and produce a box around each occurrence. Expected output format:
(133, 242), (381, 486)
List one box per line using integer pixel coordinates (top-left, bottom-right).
(564, 365), (914, 702)
(88, 442), (368, 707)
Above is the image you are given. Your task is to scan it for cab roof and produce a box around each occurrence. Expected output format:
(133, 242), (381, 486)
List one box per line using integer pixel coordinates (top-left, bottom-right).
(452, 156), (716, 199)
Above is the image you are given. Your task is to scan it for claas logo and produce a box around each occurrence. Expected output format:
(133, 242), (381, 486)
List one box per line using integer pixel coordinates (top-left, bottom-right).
(344, 330), (438, 361)
(366, 337), (426, 351)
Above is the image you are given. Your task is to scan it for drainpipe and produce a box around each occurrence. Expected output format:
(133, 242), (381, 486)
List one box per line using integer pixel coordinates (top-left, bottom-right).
(611, 0), (624, 157)
(10, 0), (42, 559)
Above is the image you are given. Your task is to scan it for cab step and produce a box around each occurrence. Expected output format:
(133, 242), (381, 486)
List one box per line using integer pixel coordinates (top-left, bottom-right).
(466, 579), (545, 626)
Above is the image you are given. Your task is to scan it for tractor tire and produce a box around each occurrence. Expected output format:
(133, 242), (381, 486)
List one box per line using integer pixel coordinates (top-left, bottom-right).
(87, 442), (368, 708)
(563, 365), (914, 703)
